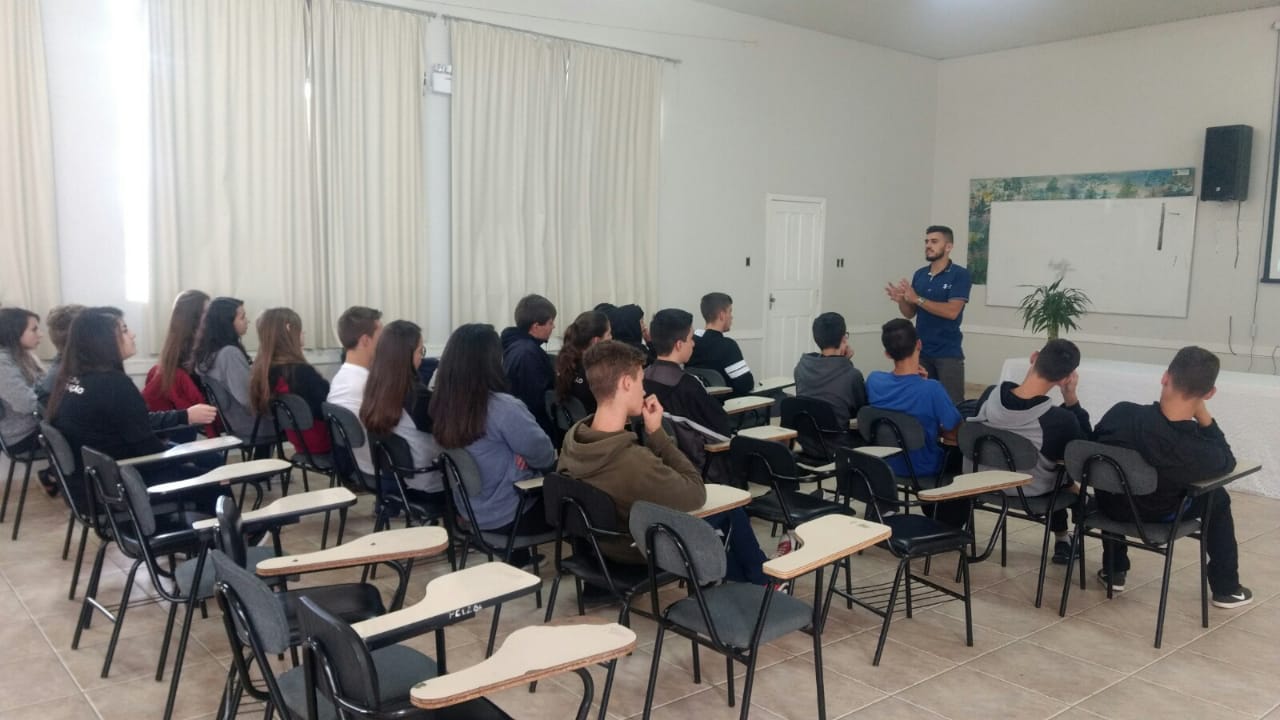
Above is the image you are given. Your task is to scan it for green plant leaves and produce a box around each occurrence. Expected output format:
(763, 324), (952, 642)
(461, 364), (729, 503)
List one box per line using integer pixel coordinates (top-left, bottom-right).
(1017, 278), (1091, 339)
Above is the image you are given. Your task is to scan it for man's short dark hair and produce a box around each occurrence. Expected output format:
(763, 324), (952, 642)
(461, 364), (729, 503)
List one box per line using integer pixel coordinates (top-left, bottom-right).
(584, 340), (645, 401)
(699, 292), (733, 323)
(336, 306), (382, 349)
(812, 312), (847, 350)
(514, 294), (557, 331)
(1168, 346), (1219, 397)
(1032, 339), (1081, 382)
(650, 309), (694, 356)
(926, 225), (954, 243)
(880, 318), (918, 362)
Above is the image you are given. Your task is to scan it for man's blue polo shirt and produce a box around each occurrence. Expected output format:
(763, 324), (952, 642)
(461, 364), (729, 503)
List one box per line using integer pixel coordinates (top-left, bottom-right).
(866, 371), (962, 478)
(911, 260), (971, 359)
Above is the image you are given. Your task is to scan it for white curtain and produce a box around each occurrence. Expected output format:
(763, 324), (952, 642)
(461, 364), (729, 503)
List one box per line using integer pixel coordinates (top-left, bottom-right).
(450, 20), (662, 326)
(450, 20), (566, 327)
(0, 0), (60, 316)
(149, 0), (318, 351)
(559, 44), (662, 315)
(312, 0), (427, 329)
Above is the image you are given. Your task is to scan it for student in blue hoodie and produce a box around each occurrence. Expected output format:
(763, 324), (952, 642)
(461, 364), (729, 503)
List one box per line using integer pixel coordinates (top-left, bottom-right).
(500, 294), (557, 437)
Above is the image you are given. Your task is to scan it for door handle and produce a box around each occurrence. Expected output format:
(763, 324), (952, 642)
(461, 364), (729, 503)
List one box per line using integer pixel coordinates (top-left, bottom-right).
(769, 293), (776, 309)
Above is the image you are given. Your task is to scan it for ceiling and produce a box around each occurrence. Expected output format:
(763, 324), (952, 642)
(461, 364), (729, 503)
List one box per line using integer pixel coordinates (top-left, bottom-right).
(691, 0), (1280, 59)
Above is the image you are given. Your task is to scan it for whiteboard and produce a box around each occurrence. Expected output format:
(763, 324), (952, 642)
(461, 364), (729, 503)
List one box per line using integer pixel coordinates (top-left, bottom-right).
(986, 197), (1197, 318)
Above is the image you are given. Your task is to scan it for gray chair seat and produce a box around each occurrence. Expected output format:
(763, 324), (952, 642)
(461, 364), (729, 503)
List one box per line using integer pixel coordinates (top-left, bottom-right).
(666, 583), (811, 649)
(978, 490), (1077, 516)
(175, 546), (276, 599)
(883, 514), (971, 556)
(478, 528), (557, 550)
(290, 452), (335, 471)
(1083, 514), (1201, 546)
(747, 491), (852, 525)
(278, 644), (437, 720)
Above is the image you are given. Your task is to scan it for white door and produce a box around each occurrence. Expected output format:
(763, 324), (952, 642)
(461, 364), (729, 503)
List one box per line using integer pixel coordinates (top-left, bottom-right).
(762, 195), (826, 378)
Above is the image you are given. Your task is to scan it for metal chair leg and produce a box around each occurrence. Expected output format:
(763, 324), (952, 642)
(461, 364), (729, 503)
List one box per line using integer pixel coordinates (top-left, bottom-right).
(100, 561), (141, 677)
(62, 514), (75, 559)
(10, 461), (34, 540)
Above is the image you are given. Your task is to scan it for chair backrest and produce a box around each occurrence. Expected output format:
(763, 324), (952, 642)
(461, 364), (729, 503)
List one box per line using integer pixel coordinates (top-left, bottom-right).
(542, 472), (619, 536)
(628, 500), (725, 584)
(781, 396), (842, 460)
(200, 375), (242, 437)
(297, 595), (386, 713)
(39, 421), (93, 522)
(212, 549), (292, 654)
(958, 421), (1040, 472)
(82, 446), (155, 541)
(368, 432), (417, 477)
(439, 448), (486, 537)
(323, 402), (366, 451)
(729, 434), (802, 492)
(858, 406), (927, 451)
(272, 393), (314, 432)
(835, 447), (902, 519)
(685, 366), (726, 389)
(545, 390), (588, 434)
(215, 495), (248, 567)
(1064, 440), (1159, 496)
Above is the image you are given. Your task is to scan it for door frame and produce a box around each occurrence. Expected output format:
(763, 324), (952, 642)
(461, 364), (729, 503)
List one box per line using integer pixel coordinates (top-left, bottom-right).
(762, 193), (827, 378)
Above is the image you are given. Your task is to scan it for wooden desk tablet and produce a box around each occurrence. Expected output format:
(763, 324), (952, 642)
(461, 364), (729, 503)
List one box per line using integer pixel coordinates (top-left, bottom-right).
(705, 424), (797, 453)
(410, 620), (637, 710)
(255, 526), (448, 577)
(723, 395), (775, 416)
(514, 476), (544, 492)
(690, 484), (752, 518)
(755, 376), (797, 394)
(706, 385), (732, 397)
(1188, 461), (1261, 497)
(763, 515), (892, 581)
(853, 445), (902, 459)
(191, 487), (356, 531)
(147, 458), (291, 496)
(916, 471), (1032, 501)
(119, 435), (242, 466)
(355, 562), (542, 646)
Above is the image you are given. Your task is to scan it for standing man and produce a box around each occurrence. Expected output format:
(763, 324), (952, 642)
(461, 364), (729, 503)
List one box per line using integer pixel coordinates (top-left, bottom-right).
(886, 225), (972, 404)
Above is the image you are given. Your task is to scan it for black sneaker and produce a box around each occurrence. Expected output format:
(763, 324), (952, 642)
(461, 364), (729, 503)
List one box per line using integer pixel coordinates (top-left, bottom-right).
(1052, 540), (1072, 565)
(1212, 586), (1253, 609)
(1097, 568), (1126, 592)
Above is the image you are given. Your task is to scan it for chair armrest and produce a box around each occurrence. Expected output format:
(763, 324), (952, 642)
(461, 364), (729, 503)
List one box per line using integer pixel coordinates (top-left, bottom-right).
(917, 471), (1031, 501)
(409, 620), (636, 710)
(514, 476), (544, 492)
(853, 446), (901, 459)
(690, 484), (752, 518)
(147, 458), (291, 496)
(255, 526), (448, 577)
(120, 435), (243, 467)
(762, 515), (892, 581)
(354, 563), (542, 646)
(1186, 461), (1261, 497)
(192, 488), (356, 531)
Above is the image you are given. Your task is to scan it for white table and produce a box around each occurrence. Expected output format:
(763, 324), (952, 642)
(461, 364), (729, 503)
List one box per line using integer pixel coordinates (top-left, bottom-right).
(1000, 357), (1279, 497)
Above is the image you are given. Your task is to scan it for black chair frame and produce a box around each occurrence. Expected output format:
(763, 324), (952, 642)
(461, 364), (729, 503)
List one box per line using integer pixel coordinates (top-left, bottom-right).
(38, 422), (100, 600)
(0, 403), (47, 540)
(270, 393), (340, 544)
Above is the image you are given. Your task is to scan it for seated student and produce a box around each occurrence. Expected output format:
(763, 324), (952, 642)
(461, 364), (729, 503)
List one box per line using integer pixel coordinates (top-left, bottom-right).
(607, 304), (653, 364)
(554, 310), (611, 417)
(973, 339), (1090, 563)
(250, 308), (331, 454)
(47, 307), (221, 510)
(793, 311), (868, 430)
(688, 292), (754, 396)
(142, 290), (210, 441)
(501, 294), (557, 436)
(1093, 347), (1251, 607)
(36, 304), (83, 405)
(431, 324), (556, 566)
(361, 320), (443, 498)
(326, 306), (382, 476)
(559, 340), (770, 584)
(195, 296), (267, 450)
(0, 308), (47, 488)
(644, 309), (731, 476)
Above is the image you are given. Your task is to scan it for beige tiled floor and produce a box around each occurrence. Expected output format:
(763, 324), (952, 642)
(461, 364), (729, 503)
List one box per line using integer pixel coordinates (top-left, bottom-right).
(1, 466), (1279, 720)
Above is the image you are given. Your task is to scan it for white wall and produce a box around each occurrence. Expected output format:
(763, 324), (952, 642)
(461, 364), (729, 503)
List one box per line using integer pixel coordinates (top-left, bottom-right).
(36, 0), (937, 381)
(932, 7), (1280, 385)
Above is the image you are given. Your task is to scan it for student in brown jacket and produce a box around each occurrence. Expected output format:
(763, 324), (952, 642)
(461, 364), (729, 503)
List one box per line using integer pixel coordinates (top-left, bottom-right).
(558, 340), (769, 584)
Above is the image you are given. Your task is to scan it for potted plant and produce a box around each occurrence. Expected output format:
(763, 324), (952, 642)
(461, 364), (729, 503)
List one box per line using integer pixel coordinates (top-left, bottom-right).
(1017, 278), (1091, 340)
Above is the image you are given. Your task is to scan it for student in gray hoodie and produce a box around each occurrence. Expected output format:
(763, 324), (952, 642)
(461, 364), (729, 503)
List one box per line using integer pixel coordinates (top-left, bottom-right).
(559, 340), (769, 585)
(793, 312), (867, 430)
(973, 339), (1091, 563)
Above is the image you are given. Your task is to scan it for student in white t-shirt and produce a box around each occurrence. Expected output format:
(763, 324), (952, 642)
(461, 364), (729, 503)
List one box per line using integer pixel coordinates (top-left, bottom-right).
(326, 306), (382, 474)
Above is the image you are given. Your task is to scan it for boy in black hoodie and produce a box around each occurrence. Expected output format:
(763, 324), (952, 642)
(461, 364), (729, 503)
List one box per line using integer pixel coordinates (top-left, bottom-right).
(501, 294), (557, 436)
(793, 312), (867, 431)
(644, 309), (731, 480)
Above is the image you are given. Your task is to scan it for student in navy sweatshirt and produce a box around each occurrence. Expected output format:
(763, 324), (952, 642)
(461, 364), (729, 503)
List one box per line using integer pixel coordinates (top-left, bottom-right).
(500, 294), (557, 437)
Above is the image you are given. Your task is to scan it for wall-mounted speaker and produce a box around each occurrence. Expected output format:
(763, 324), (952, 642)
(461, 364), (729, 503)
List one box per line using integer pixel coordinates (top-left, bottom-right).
(1202, 124), (1252, 201)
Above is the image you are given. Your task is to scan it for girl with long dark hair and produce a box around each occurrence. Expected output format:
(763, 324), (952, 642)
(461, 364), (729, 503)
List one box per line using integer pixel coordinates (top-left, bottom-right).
(194, 297), (261, 441)
(430, 324), (555, 562)
(142, 291), (210, 439)
(360, 320), (442, 495)
(553, 310), (610, 415)
(250, 307), (330, 454)
(0, 308), (44, 457)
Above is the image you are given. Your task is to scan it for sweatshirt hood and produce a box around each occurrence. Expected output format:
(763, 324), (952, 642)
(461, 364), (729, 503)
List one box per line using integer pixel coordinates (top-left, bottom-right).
(500, 326), (538, 350)
(557, 417), (635, 479)
(974, 381), (1054, 432)
(794, 353), (853, 387)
